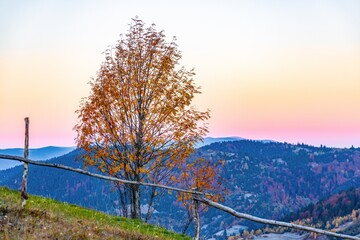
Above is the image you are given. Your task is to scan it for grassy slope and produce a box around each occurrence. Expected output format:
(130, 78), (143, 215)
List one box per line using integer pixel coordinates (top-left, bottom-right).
(0, 187), (190, 240)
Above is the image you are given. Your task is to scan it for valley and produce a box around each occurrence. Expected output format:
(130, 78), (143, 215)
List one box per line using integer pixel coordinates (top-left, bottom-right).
(1, 139), (360, 238)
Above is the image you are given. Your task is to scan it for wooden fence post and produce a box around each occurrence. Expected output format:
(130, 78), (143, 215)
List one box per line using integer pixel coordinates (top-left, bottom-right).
(21, 117), (29, 208)
(192, 188), (200, 240)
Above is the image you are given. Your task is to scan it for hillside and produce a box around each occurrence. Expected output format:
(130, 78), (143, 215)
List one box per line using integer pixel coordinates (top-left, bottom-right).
(286, 187), (360, 223)
(283, 187), (360, 236)
(0, 187), (190, 240)
(249, 189), (360, 240)
(1, 140), (360, 238)
(193, 141), (360, 237)
(220, 188), (360, 239)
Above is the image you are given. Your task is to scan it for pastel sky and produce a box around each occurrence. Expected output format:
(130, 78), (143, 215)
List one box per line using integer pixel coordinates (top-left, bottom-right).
(1, 0), (359, 148)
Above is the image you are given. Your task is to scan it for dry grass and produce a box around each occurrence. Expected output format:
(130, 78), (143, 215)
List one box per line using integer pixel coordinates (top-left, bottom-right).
(0, 187), (190, 240)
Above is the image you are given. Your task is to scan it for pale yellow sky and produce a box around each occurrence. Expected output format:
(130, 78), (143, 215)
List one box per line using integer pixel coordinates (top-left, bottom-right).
(0, 0), (359, 148)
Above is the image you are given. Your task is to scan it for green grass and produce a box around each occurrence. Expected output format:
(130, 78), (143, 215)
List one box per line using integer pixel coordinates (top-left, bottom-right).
(0, 187), (191, 240)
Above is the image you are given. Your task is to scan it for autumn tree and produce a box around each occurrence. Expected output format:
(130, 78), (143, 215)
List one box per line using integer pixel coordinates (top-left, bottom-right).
(74, 18), (209, 219)
(176, 158), (226, 233)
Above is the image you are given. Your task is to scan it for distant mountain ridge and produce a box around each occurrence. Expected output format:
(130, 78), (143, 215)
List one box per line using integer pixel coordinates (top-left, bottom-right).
(196, 136), (275, 148)
(0, 146), (75, 170)
(0, 137), (265, 170)
(196, 137), (245, 148)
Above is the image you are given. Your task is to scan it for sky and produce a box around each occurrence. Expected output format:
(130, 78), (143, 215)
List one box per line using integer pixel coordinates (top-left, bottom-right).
(0, 0), (359, 148)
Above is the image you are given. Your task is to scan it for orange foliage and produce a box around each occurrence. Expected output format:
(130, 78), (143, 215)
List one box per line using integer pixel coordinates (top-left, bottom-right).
(74, 17), (210, 218)
(176, 158), (226, 209)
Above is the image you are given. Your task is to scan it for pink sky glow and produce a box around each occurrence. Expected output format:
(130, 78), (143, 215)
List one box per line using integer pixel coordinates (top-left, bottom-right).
(1, 1), (359, 148)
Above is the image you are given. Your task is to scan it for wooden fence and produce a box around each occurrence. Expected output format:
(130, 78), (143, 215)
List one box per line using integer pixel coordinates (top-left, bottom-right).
(0, 118), (359, 240)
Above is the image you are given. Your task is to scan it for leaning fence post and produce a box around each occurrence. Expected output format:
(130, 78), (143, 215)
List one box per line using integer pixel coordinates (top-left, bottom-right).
(192, 187), (200, 240)
(21, 117), (29, 208)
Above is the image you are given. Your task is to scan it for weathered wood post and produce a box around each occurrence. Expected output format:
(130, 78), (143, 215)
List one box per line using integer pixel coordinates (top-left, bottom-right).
(21, 117), (29, 208)
(192, 188), (200, 240)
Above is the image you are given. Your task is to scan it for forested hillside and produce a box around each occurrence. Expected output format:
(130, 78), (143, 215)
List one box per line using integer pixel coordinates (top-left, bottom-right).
(1, 140), (360, 237)
(285, 187), (360, 228)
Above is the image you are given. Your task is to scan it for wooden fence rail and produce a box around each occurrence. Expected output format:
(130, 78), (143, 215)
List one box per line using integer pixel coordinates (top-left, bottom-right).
(195, 196), (360, 240)
(0, 154), (205, 196)
(1, 154), (359, 239)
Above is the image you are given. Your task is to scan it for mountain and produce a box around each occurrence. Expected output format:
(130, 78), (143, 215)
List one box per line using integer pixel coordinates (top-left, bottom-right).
(0, 146), (75, 170)
(196, 141), (360, 239)
(0, 137), (249, 169)
(196, 137), (275, 148)
(0, 137), (242, 170)
(196, 137), (245, 148)
(1, 140), (360, 238)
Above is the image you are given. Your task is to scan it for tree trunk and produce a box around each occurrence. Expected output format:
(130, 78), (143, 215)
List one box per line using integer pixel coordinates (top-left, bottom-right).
(130, 184), (141, 219)
(145, 186), (157, 223)
(182, 213), (193, 234)
(116, 184), (129, 218)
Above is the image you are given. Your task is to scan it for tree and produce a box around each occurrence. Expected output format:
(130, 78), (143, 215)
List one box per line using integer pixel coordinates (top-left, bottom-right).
(255, 229), (262, 235)
(176, 158), (226, 234)
(74, 17), (210, 219)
